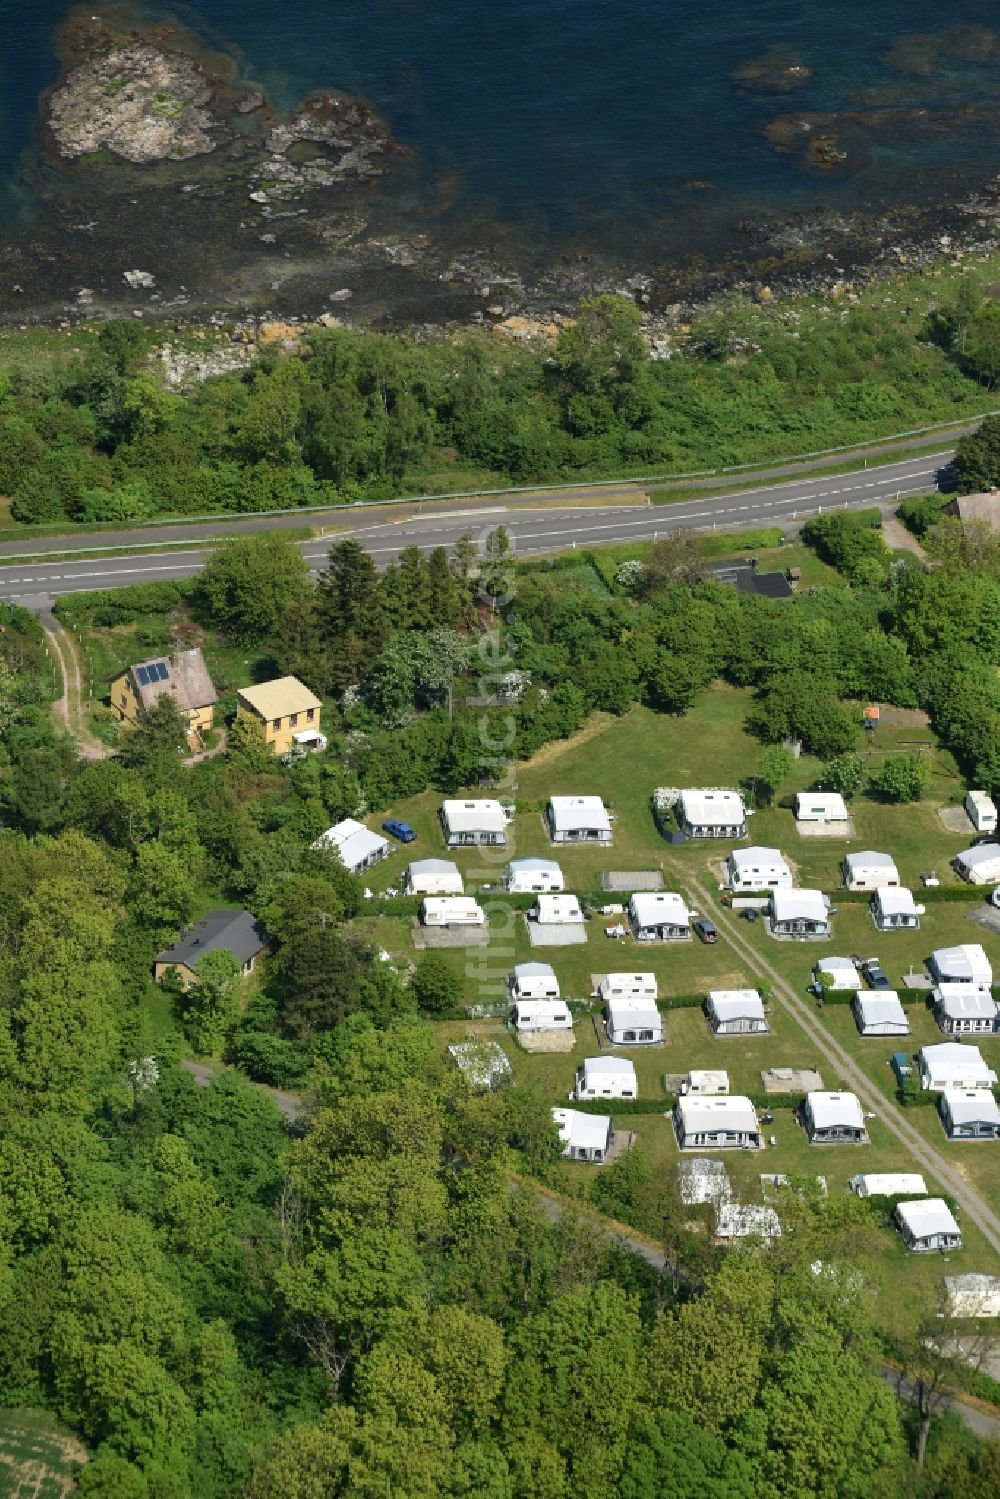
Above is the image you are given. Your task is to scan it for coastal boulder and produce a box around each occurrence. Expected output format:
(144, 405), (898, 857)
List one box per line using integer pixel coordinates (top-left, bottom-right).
(48, 42), (223, 163)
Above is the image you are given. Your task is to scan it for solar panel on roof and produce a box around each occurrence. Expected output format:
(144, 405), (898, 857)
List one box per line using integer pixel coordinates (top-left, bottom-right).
(155, 661), (169, 681)
(135, 665), (150, 685)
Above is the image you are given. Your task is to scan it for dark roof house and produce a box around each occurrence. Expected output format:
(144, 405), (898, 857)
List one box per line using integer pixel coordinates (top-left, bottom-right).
(154, 908), (270, 986)
(111, 647), (218, 738)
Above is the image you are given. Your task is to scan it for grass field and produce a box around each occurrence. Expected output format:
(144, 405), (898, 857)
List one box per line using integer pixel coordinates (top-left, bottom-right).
(355, 688), (1000, 1311)
(0, 1408), (87, 1498)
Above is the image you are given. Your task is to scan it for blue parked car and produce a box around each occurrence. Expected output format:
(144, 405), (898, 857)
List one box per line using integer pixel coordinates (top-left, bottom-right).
(382, 818), (416, 843)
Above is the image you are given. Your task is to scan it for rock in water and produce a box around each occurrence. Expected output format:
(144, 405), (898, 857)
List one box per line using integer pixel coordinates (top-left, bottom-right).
(48, 43), (222, 163)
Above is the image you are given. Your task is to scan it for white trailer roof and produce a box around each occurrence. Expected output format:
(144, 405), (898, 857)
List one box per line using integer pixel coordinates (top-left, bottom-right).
(552, 1107), (611, 1152)
(422, 897), (485, 922)
(771, 888), (828, 923)
(931, 944), (993, 986)
(629, 891), (689, 928)
(708, 989), (765, 1021)
(935, 985), (998, 1021)
(897, 1198), (961, 1240)
(410, 858), (460, 874)
(806, 1091), (865, 1131)
(850, 1173), (927, 1198)
(513, 961), (558, 982)
(441, 799), (507, 834)
(599, 972), (657, 995)
(534, 893), (584, 923)
(729, 845), (789, 872)
(943, 1089), (1000, 1128)
(677, 1094), (759, 1135)
(844, 850), (898, 878)
(815, 956), (862, 987)
(920, 1042), (997, 1088)
(680, 788), (746, 825)
(795, 792), (848, 819)
(687, 1069), (730, 1089)
(579, 1056), (637, 1087)
(955, 845), (1000, 878)
(547, 795), (611, 833)
(507, 857), (563, 875)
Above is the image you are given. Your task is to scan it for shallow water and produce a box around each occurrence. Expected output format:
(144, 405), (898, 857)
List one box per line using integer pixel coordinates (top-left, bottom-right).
(2, 1), (1000, 305)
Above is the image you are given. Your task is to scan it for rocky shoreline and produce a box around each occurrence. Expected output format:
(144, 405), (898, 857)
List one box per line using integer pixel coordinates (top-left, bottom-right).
(4, 11), (1000, 339)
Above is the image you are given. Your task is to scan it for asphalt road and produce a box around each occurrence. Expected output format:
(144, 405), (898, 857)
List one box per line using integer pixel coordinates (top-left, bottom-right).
(0, 450), (951, 606)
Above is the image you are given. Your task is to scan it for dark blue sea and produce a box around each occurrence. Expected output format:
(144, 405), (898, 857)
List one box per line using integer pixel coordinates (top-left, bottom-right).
(2, 1), (1000, 275)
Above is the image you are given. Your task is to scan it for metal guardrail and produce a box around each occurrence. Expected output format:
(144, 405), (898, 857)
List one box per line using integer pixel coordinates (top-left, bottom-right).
(0, 408), (993, 545)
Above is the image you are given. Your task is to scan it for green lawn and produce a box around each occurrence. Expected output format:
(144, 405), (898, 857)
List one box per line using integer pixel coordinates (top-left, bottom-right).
(360, 690), (1000, 1311)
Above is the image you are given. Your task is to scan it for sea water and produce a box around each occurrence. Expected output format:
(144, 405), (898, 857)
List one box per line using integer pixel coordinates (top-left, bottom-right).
(2, 0), (999, 267)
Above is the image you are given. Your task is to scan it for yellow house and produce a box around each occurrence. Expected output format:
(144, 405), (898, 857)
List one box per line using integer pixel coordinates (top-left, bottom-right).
(110, 647), (218, 747)
(236, 675), (323, 756)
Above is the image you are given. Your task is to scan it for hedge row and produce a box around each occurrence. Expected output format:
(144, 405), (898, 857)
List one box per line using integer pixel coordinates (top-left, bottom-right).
(815, 988), (861, 1005)
(570, 1098), (671, 1116)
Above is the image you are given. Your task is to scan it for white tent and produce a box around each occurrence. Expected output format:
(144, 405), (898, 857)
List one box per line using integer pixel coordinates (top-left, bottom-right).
(552, 1107), (613, 1162)
(313, 818), (390, 875)
(509, 961), (561, 1003)
(533, 893), (584, 925)
(546, 796), (612, 844)
(918, 1042), (998, 1092)
(852, 992), (909, 1037)
(954, 845), (1000, 885)
(629, 891), (690, 940)
(605, 995), (662, 1045)
(726, 846), (792, 891)
(440, 799), (507, 846)
(929, 944), (993, 987)
(679, 789), (747, 839)
(872, 887), (919, 930)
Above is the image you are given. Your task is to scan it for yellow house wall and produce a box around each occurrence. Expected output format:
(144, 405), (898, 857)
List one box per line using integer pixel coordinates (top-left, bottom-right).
(153, 961), (199, 990)
(110, 674), (139, 724)
(238, 701), (321, 756)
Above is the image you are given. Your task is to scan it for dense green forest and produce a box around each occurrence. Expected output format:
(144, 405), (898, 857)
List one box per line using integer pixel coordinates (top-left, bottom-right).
(3, 296), (1000, 1489)
(0, 620), (993, 1498)
(3, 277), (1000, 525)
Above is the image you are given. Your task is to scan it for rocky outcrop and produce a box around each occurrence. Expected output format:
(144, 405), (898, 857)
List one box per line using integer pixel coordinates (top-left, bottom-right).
(48, 42), (223, 163)
(733, 50), (813, 93)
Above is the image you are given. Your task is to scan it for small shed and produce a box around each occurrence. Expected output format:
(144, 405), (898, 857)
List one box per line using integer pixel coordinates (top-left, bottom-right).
(794, 792), (848, 823)
(953, 844), (1000, 885)
(929, 944), (993, 988)
(546, 795), (612, 845)
(605, 995), (662, 1045)
(918, 1042), (998, 1092)
(679, 789), (747, 840)
(872, 886), (919, 931)
(849, 1172), (927, 1199)
(939, 1088), (1000, 1141)
(532, 893), (584, 925)
(933, 984), (998, 1037)
(726, 845), (792, 892)
(552, 1107), (613, 1162)
(406, 859), (464, 896)
(769, 888), (830, 937)
(509, 961), (561, 1004)
(504, 857), (565, 893)
(853, 992), (909, 1037)
(803, 1091), (868, 1144)
(421, 897), (486, 927)
(965, 791), (998, 835)
(313, 818), (390, 876)
(440, 799), (508, 847)
(706, 989), (768, 1036)
(674, 1095), (762, 1150)
(628, 891), (691, 941)
(574, 1056), (637, 1101)
(895, 1198), (963, 1253)
(842, 850), (899, 891)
